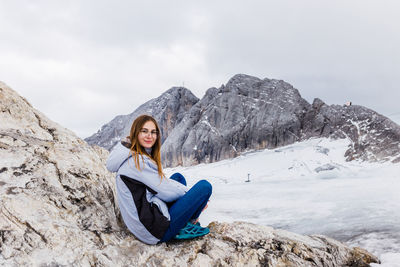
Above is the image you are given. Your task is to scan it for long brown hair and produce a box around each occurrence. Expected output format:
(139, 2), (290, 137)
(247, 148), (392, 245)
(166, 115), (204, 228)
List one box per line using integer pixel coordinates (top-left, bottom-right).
(128, 115), (165, 179)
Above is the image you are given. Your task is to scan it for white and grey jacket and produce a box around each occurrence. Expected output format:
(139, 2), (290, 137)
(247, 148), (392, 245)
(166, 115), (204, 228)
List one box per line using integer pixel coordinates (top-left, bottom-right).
(106, 141), (188, 244)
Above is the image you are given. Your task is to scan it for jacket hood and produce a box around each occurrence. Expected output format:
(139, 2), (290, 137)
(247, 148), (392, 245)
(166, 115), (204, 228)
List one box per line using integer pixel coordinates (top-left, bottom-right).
(106, 142), (131, 173)
(106, 141), (157, 173)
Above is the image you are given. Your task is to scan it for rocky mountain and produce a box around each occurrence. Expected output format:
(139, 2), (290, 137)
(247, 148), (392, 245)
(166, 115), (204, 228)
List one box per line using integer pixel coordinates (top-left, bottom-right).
(302, 98), (400, 163)
(87, 74), (400, 167)
(162, 74), (400, 166)
(0, 82), (379, 266)
(162, 74), (311, 166)
(85, 87), (199, 150)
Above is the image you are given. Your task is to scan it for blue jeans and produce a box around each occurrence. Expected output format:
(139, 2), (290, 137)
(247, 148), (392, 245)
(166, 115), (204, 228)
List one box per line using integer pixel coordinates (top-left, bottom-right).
(160, 173), (212, 242)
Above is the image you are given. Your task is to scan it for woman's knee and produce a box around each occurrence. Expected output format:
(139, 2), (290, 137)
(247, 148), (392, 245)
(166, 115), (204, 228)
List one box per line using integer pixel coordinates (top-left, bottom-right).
(170, 172), (184, 179)
(196, 180), (212, 195)
(170, 172), (186, 185)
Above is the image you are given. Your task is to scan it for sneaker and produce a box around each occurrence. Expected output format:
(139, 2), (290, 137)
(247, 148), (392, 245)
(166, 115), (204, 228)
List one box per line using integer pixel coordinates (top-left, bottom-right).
(174, 222), (210, 240)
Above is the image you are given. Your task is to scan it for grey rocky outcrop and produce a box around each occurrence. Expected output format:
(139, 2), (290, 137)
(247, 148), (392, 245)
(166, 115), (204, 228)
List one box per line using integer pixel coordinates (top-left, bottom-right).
(85, 87), (199, 150)
(162, 74), (312, 166)
(162, 74), (400, 167)
(302, 98), (400, 162)
(0, 82), (380, 266)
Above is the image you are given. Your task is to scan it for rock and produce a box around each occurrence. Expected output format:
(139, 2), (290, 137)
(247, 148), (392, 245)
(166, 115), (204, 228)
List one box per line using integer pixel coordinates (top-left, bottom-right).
(84, 87), (199, 150)
(316, 146), (330, 155)
(161, 74), (311, 166)
(0, 81), (379, 266)
(314, 164), (338, 173)
(0, 81), (121, 265)
(303, 99), (400, 162)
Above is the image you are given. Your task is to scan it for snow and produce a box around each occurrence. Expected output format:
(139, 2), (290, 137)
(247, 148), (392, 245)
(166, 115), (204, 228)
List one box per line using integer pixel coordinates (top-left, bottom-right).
(165, 137), (400, 266)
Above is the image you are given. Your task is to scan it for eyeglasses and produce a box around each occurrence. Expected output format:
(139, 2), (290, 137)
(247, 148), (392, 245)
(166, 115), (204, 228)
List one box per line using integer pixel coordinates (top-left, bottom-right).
(139, 129), (159, 137)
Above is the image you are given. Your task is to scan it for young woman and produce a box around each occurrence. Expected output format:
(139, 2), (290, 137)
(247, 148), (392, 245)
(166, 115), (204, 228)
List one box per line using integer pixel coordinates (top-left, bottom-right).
(106, 114), (212, 244)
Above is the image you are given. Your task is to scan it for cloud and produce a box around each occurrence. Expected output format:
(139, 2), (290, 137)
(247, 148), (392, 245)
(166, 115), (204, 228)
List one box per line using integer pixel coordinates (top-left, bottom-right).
(1, 0), (399, 138)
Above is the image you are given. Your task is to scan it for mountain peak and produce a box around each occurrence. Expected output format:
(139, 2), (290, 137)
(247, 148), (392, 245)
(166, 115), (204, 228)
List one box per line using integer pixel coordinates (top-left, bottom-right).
(84, 86), (199, 150)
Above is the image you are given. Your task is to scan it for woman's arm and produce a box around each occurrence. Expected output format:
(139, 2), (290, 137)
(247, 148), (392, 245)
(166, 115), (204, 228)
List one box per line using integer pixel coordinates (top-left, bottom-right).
(118, 157), (188, 202)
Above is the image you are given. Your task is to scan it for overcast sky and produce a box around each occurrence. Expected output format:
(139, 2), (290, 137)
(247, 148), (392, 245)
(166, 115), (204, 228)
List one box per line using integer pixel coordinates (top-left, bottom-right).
(1, 0), (399, 138)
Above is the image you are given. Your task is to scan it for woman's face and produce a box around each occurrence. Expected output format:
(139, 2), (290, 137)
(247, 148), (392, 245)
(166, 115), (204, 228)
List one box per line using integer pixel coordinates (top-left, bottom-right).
(138, 120), (158, 149)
